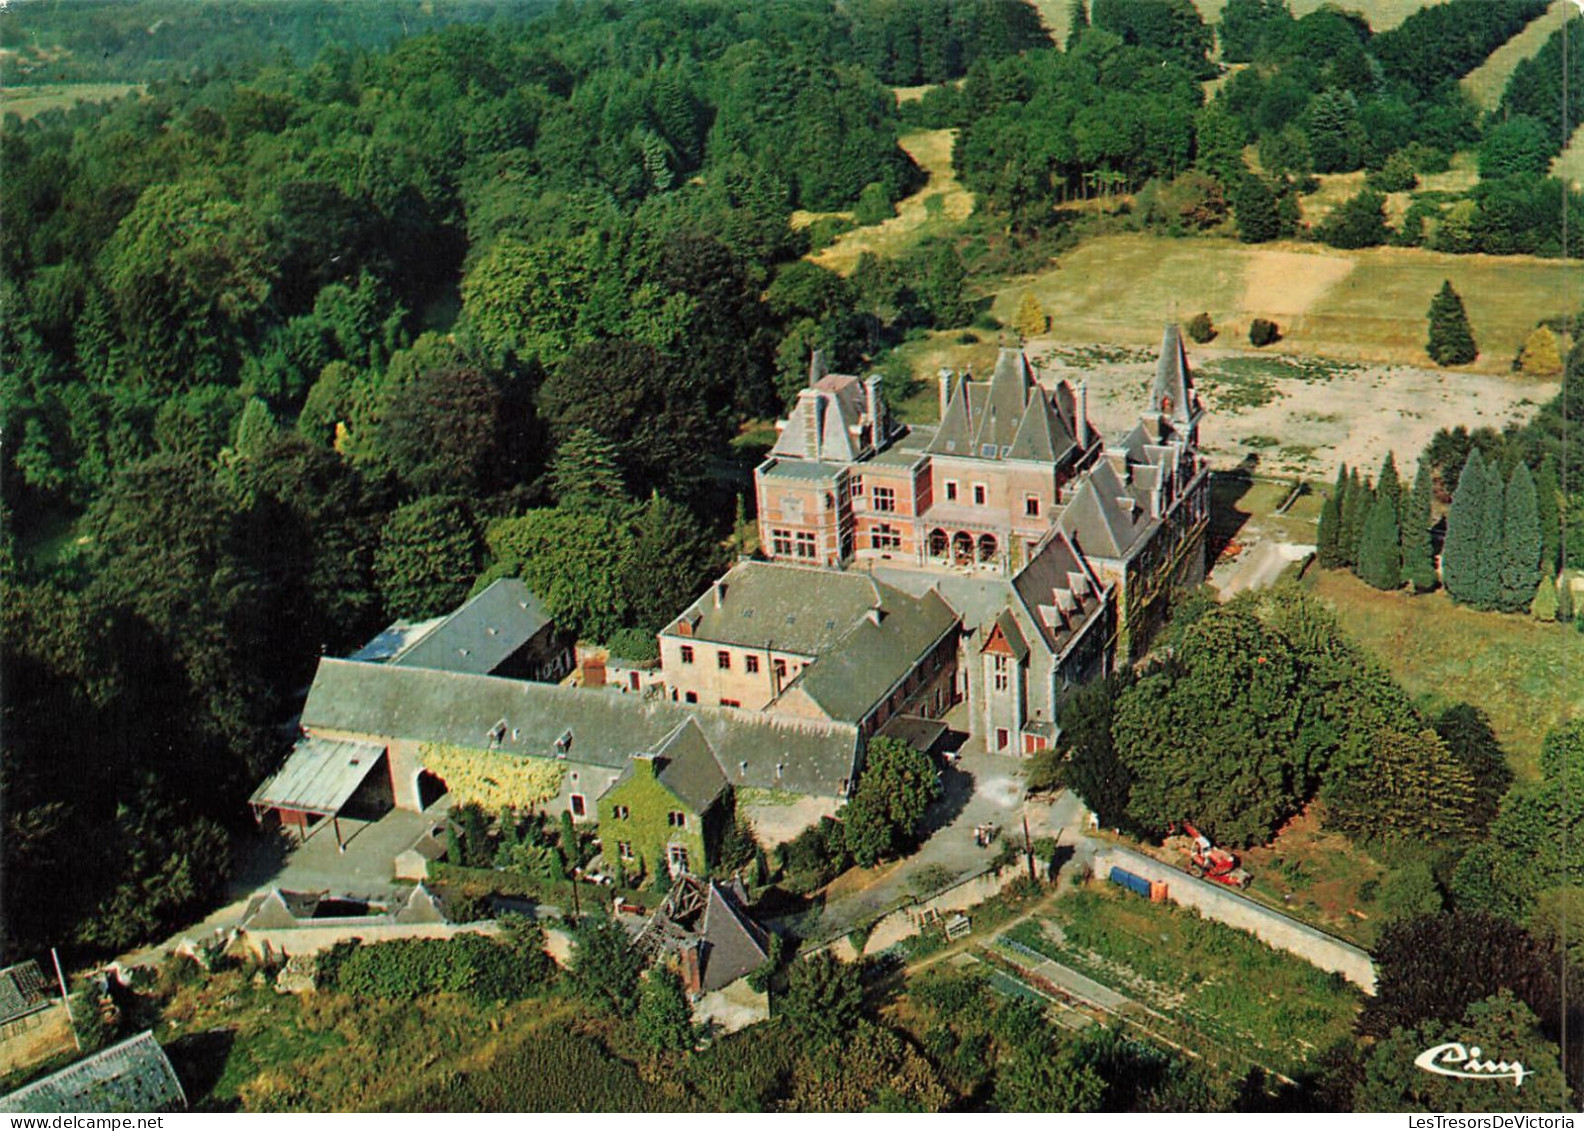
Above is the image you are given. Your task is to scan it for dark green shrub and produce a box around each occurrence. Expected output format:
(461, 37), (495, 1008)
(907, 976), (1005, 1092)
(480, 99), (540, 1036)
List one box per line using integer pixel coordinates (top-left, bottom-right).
(1249, 319), (1280, 347)
(1186, 312), (1216, 343)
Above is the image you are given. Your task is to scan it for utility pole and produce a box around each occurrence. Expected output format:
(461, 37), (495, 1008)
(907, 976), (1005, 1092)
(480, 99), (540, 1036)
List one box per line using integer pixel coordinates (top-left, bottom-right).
(1023, 813), (1036, 883)
(51, 948), (81, 1052)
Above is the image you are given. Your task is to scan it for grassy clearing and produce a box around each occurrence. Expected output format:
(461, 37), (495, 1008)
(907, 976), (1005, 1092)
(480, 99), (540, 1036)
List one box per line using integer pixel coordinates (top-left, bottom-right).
(0, 83), (141, 120)
(995, 233), (1577, 372)
(1034, 0), (1438, 42)
(1235, 807), (1397, 948)
(1554, 121), (1584, 191)
(1008, 886), (1360, 1076)
(1306, 569), (1584, 781)
(807, 129), (975, 275)
(1462, 0), (1570, 110)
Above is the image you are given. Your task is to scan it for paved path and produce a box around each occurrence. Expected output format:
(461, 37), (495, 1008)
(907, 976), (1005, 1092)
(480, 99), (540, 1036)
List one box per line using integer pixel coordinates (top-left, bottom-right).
(991, 937), (1131, 1013)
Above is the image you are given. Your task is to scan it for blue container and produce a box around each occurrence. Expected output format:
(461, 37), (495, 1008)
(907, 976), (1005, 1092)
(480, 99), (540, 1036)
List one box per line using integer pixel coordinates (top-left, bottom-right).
(1108, 866), (1152, 898)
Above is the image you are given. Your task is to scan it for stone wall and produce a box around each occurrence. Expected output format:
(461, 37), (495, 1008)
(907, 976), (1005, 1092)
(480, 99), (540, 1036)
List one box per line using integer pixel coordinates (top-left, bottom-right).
(1094, 845), (1376, 994)
(236, 920), (498, 961)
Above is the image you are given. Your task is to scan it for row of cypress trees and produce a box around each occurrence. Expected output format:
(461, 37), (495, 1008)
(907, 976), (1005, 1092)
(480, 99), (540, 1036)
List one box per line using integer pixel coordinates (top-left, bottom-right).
(1317, 454), (1436, 592)
(1441, 448), (1564, 615)
(1317, 448), (1568, 617)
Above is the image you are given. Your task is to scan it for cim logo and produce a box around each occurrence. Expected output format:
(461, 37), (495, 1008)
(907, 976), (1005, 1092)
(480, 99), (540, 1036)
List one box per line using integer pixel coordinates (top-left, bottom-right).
(1415, 1042), (1533, 1088)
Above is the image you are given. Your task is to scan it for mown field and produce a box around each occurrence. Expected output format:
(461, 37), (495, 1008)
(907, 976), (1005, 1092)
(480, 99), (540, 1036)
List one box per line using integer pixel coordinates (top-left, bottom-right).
(993, 233), (1578, 373)
(1461, 0), (1571, 110)
(1306, 569), (1584, 781)
(0, 83), (141, 120)
(798, 128), (974, 275)
(1554, 122), (1584, 190)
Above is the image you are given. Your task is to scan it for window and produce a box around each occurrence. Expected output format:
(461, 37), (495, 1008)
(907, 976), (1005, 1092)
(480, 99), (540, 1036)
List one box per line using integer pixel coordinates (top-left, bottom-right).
(684, 691), (698, 704)
(993, 654), (1009, 692)
(973, 483), (987, 506)
(717, 650), (732, 670)
(570, 794), (586, 818)
(680, 645), (694, 664)
(745, 655), (760, 674)
(944, 480), (958, 502)
(618, 841), (634, 860)
(719, 698), (741, 707)
(613, 805), (630, 820)
(667, 844), (690, 876)
(773, 658), (787, 679)
(667, 811), (687, 828)
(995, 728), (1009, 751)
(1025, 494), (1041, 517)
(795, 531), (818, 559)
(870, 524), (902, 550)
(872, 486), (896, 512)
(771, 529), (794, 556)
(850, 476), (864, 498)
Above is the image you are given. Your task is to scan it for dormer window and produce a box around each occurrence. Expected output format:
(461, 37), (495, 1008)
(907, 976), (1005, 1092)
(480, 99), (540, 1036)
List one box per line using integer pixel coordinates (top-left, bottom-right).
(555, 728), (573, 757)
(487, 719), (508, 745)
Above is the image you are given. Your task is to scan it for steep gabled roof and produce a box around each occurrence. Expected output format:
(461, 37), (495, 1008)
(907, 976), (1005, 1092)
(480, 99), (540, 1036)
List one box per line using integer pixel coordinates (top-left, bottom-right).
(699, 881), (772, 992)
(790, 587), (959, 722)
(1008, 386), (1076, 463)
(651, 719), (729, 813)
(1009, 528), (1108, 657)
(983, 609), (1030, 661)
(1056, 461), (1152, 562)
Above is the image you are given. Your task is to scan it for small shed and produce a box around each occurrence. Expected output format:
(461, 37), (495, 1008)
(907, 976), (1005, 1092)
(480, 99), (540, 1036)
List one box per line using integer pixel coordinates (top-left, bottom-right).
(248, 736), (391, 846)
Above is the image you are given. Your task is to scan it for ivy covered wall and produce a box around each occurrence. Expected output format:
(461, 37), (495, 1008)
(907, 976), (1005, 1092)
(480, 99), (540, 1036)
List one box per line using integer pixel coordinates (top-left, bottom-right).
(419, 743), (566, 810)
(597, 759), (720, 880)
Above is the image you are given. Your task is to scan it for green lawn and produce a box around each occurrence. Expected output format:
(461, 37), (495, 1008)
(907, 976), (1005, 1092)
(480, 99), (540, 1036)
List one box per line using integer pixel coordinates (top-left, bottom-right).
(1008, 886), (1360, 1077)
(1307, 570), (1584, 781)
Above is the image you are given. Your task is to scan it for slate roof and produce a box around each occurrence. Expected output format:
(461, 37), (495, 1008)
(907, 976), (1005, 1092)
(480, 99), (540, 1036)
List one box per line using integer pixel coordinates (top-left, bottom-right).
(390, 578), (553, 676)
(679, 562), (908, 657)
(1009, 529), (1109, 657)
(300, 658), (860, 797)
(0, 962), (52, 1027)
(1149, 323), (1201, 435)
(1056, 460), (1154, 563)
(929, 349), (1078, 463)
(0, 1032), (186, 1114)
(770, 374), (867, 463)
(698, 881), (772, 993)
(789, 587), (958, 722)
(248, 736), (386, 817)
(625, 719), (729, 813)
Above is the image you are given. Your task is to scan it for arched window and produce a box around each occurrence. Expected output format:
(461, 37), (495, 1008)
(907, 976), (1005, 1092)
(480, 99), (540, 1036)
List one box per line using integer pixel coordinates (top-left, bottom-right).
(928, 529), (949, 558)
(952, 531), (974, 566)
(978, 534), (998, 563)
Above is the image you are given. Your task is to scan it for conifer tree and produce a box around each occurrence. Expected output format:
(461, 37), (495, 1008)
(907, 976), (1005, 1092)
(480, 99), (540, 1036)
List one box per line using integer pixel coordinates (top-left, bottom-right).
(1340, 469), (1368, 568)
(1401, 459), (1437, 592)
(1013, 292), (1047, 340)
(1517, 325), (1563, 376)
(551, 427), (628, 514)
(1471, 458), (1507, 610)
(1358, 491), (1402, 590)
(1317, 465), (1345, 568)
(1535, 454), (1561, 575)
(1531, 573), (1558, 621)
(1426, 280), (1477, 366)
(1066, 0), (1089, 50)
(1376, 452), (1401, 522)
(1441, 449), (1486, 604)
(1498, 462), (1541, 613)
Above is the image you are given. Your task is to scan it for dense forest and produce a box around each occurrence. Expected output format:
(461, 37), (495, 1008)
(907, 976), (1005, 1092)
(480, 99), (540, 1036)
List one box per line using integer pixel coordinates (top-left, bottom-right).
(0, 0), (1049, 959)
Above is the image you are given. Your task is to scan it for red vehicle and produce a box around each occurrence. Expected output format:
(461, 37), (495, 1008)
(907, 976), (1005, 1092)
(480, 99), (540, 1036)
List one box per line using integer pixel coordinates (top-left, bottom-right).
(1178, 821), (1253, 889)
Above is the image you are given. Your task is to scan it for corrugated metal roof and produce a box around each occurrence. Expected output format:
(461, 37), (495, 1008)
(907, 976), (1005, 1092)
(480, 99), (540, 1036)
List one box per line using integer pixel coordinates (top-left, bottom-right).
(248, 736), (386, 816)
(0, 1032), (186, 1113)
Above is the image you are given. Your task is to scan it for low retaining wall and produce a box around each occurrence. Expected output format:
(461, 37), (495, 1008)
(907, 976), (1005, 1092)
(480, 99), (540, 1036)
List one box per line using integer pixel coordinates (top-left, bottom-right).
(236, 920), (498, 960)
(860, 860), (1047, 956)
(1096, 845), (1376, 994)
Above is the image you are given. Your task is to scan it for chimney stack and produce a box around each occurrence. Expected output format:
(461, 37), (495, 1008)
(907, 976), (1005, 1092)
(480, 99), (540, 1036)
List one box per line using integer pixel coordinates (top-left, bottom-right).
(1078, 381), (1091, 449)
(937, 368), (954, 420)
(809, 349), (827, 388)
(800, 391), (822, 460)
(713, 581), (725, 609)
(864, 374), (885, 451)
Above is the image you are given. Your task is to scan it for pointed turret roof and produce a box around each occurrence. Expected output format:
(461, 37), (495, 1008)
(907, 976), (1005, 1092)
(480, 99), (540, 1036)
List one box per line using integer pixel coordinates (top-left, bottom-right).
(1149, 323), (1197, 427)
